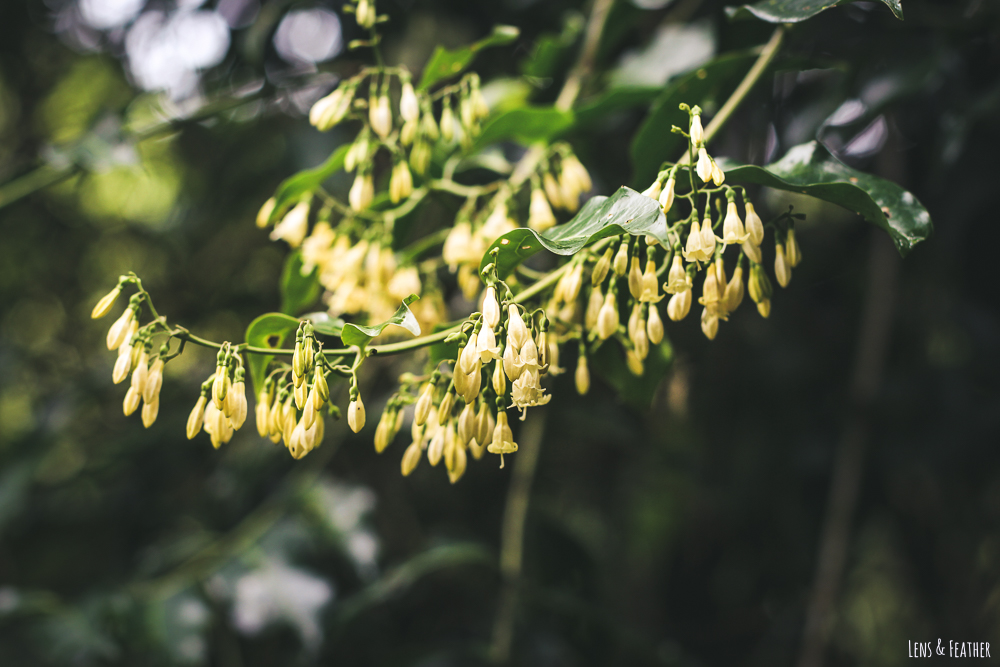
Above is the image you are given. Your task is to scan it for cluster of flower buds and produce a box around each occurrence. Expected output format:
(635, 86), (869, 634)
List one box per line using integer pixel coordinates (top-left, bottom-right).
(184, 343), (248, 449)
(94, 283), (165, 428)
(252, 323), (336, 458)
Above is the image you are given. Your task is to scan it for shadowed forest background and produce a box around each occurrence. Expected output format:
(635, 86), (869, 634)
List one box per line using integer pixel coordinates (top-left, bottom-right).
(1, 0), (999, 665)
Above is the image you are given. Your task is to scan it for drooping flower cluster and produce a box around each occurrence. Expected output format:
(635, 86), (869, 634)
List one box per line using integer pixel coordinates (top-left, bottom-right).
(186, 344), (250, 449)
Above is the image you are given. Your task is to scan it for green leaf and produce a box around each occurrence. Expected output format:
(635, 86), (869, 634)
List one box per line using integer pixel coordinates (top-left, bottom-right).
(302, 312), (345, 337)
(245, 313), (300, 396)
(341, 295), (422, 348)
(280, 251), (321, 315)
(519, 15), (583, 79)
(471, 106), (574, 151)
(726, 0), (902, 23)
(720, 141), (931, 256)
(591, 337), (674, 411)
(266, 144), (349, 225)
(418, 25), (520, 91)
(629, 51), (758, 187)
(574, 86), (663, 127)
(480, 186), (666, 279)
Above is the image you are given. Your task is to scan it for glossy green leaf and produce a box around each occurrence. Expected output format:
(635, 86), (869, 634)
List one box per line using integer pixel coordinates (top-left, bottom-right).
(245, 312), (299, 395)
(726, 0), (902, 23)
(480, 187), (666, 279)
(574, 86), (662, 127)
(591, 336), (673, 411)
(280, 251), (321, 315)
(265, 144), (348, 225)
(720, 141), (931, 256)
(341, 294), (421, 348)
(630, 51), (758, 187)
(418, 26), (520, 91)
(471, 106), (574, 151)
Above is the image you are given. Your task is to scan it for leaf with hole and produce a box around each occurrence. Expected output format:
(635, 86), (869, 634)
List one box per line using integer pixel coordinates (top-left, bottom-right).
(418, 26), (520, 90)
(245, 312), (300, 396)
(719, 141), (931, 256)
(479, 186), (666, 279)
(341, 295), (422, 348)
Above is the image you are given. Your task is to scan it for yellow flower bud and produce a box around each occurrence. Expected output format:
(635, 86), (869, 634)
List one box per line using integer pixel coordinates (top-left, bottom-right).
(212, 370), (230, 410)
(786, 227), (802, 267)
(447, 441), (467, 484)
(639, 258), (661, 303)
(356, 0), (375, 29)
(256, 197), (276, 228)
(585, 286), (603, 331)
(438, 392), (455, 425)
(112, 347), (132, 384)
(700, 308), (719, 340)
(543, 172), (564, 211)
(596, 292), (618, 340)
(131, 350), (149, 396)
(92, 286), (122, 319)
(400, 81), (419, 123)
(256, 391), (271, 437)
(659, 177), (676, 213)
(228, 381), (247, 430)
(314, 366), (329, 404)
(187, 395), (207, 439)
(641, 180), (662, 200)
(591, 247), (613, 286)
(414, 383), (433, 426)
(401, 440), (422, 476)
(745, 202), (764, 246)
(458, 402), (476, 445)
(144, 359), (164, 405)
(270, 201), (310, 248)
(647, 304), (664, 344)
(528, 188), (556, 232)
(711, 159), (725, 186)
(575, 353), (590, 395)
(775, 243), (791, 288)
(723, 266), (745, 313)
(506, 305), (529, 350)
(106, 308), (135, 350)
(742, 239), (762, 265)
(690, 112), (704, 145)
(349, 172), (375, 211)
(348, 396), (366, 433)
(757, 298), (771, 318)
(492, 361), (506, 395)
(664, 255), (690, 294)
(142, 397), (159, 428)
(612, 241), (629, 277)
(389, 161), (413, 203)
(374, 408), (395, 453)
(696, 146), (713, 183)
(628, 254), (643, 299)
(667, 288), (692, 321)
(123, 385), (141, 416)
(721, 202), (748, 245)
(427, 427), (445, 466)
(482, 286), (501, 329)
(626, 348), (644, 376)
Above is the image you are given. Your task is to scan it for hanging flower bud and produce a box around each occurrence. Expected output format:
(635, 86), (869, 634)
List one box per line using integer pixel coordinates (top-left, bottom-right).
(700, 307), (719, 340)
(543, 172), (564, 211)
(256, 198), (276, 228)
(374, 407), (395, 453)
(131, 349), (149, 396)
(690, 112), (704, 145)
(106, 308), (135, 350)
(774, 242), (791, 287)
(228, 380), (248, 430)
(293, 377), (307, 410)
(256, 390), (271, 437)
(310, 84), (355, 131)
(642, 179), (662, 200)
(625, 348), (644, 376)
(482, 286), (501, 329)
(427, 427), (445, 466)
(314, 366), (329, 405)
(389, 161), (413, 204)
(447, 437), (467, 484)
(639, 259), (662, 303)
(502, 339), (523, 382)
(438, 391), (455, 425)
(212, 368), (230, 410)
(628, 253), (643, 299)
(721, 202), (748, 245)
(682, 219), (707, 262)
(400, 81), (419, 123)
(142, 396), (159, 428)
(742, 239), (762, 265)
(506, 305), (529, 350)
(585, 286), (603, 331)
(186, 395), (207, 439)
(723, 265), (745, 313)
(627, 303), (642, 343)
(667, 288), (692, 321)
(710, 159), (725, 186)
(748, 262), (773, 305)
(647, 304), (664, 344)
(123, 386), (141, 416)
(112, 348), (132, 384)
(92, 286), (122, 319)
(414, 383), (433, 426)
(440, 101), (456, 142)
(757, 298), (771, 318)
(786, 227), (802, 267)
(665, 255), (691, 294)
(492, 361), (506, 395)
(401, 440), (422, 476)
(409, 140), (431, 175)
(596, 292), (618, 340)
(356, 0), (376, 28)
(698, 268), (721, 317)
(488, 411), (517, 458)
(528, 188), (556, 232)
(745, 202), (764, 246)
(591, 247), (613, 286)
(659, 177), (676, 213)
(696, 147), (713, 183)
(613, 241), (629, 277)
(632, 321), (649, 360)
(575, 352), (590, 395)
(270, 201), (310, 248)
(142, 358), (164, 406)
(348, 395), (366, 433)
(349, 172), (375, 211)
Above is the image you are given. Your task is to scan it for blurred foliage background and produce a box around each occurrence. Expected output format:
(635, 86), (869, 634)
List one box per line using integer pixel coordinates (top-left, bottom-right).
(1, 0), (999, 665)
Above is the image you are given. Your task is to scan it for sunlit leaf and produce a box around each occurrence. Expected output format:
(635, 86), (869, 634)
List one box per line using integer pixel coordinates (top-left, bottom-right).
(630, 51), (758, 186)
(480, 186), (666, 279)
(303, 312), (346, 338)
(340, 295), (421, 348)
(265, 144), (348, 225)
(280, 251), (321, 316)
(418, 25), (520, 90)
(471, 106), (574, 151)
(726, 0), (902, 23)
(720, 141), (932, 256)
(245, 313), (299, 395)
